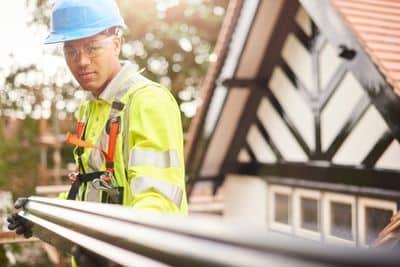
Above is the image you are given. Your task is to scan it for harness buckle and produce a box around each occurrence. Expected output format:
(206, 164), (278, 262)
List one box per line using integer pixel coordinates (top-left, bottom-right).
(100, 171), (113, 184)
(105, 116), (121, 134)
(68, 172), (79, 182)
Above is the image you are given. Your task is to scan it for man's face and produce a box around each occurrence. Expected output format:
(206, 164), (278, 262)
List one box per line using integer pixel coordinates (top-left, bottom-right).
(63, 33), (122, 97)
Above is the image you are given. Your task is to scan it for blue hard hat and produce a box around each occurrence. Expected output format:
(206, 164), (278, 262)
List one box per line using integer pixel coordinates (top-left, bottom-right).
(44, 0), (127, 44)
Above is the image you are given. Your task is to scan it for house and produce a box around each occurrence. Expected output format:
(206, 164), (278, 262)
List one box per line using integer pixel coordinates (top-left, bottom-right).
(185, 0), (400, 247)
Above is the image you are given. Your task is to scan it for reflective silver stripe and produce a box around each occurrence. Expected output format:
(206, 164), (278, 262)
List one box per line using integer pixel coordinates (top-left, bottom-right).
(129, 149), (180, 168)
(81, 103), (88, 122)
(131, 177), (183, 207)
(87, 129), (108, 171)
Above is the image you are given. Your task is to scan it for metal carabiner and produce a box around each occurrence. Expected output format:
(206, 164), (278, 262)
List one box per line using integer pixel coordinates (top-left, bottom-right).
(91, 178), (120, 203)
(91, 178), (112, 191)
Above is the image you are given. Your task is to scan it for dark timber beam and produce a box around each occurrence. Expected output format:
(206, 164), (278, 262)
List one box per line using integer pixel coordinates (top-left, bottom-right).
(232, 162), (400, 192)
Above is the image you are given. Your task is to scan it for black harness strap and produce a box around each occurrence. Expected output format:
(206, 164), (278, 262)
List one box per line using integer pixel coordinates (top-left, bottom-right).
(67, 171), (106, 200)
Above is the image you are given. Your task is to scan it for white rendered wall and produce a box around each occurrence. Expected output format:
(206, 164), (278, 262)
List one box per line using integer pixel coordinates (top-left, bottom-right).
(223, 175), (267, 226)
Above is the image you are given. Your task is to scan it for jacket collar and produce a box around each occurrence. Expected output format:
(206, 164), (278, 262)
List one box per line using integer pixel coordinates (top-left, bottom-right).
(88, 61), (140, 103)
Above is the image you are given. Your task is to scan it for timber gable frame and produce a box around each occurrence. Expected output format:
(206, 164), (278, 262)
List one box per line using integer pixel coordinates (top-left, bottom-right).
(185, 0), (400, 202)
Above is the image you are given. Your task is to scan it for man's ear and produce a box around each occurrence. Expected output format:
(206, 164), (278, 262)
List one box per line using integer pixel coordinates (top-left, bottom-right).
(113, 36), (122, 56)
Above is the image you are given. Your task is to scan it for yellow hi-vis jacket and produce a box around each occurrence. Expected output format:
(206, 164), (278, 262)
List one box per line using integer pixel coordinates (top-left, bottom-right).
(69, 61), (187, 214)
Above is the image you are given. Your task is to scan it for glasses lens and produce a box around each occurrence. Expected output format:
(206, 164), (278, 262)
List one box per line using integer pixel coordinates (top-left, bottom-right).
(63, 36), (115, 60)
(63, 47), (77, 59)
(85, 43), (104, 58)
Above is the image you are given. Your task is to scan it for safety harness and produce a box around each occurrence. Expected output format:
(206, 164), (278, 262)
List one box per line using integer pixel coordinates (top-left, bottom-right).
(66, 100), (124, 203)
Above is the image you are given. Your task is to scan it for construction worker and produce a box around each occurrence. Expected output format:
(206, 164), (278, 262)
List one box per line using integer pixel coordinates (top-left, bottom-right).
(8, 0), (187, 264)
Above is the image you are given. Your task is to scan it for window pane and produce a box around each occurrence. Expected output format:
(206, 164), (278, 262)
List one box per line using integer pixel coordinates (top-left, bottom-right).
(301, 197), (319, 231)
(275, 193), (290, 224)
(330, 202), (353, 240)
(365, 208), (393, 245)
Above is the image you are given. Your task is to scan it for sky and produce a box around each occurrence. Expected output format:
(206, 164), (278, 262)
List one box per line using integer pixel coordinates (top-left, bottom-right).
(0, 1), (73, 120)
(0, 1), (47, 66)
(0, 1), (68, 87)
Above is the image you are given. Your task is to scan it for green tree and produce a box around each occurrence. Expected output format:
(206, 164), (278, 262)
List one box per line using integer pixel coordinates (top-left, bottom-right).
(0, 117), (39, 197)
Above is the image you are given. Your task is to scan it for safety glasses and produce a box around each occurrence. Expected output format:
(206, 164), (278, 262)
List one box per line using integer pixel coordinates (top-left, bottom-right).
(63, 35), (115, 61)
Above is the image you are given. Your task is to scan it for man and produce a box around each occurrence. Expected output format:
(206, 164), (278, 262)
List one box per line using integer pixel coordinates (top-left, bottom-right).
(8, 0), (187, 262)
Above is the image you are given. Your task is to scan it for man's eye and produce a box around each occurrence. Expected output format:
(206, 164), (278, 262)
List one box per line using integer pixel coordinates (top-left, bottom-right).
(64, 48), (76, 56)
(89, 46), (101, 52)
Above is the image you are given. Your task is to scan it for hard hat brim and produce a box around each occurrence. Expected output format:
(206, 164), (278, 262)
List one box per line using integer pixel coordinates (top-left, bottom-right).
(44, 24), (126, 44)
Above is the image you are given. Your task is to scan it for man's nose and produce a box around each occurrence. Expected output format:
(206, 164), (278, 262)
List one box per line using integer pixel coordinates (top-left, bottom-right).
(76, 50), (91, 66)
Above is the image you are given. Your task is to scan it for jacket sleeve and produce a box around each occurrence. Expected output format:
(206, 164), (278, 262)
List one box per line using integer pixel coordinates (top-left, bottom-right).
(126, 85), (188, 214)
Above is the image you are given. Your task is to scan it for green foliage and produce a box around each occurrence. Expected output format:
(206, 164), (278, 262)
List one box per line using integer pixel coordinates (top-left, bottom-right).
(25, 0), (54, 27)
(3, 243), (53, 267)
(0, 246), (7, 267)
(0, 117), (39, 197)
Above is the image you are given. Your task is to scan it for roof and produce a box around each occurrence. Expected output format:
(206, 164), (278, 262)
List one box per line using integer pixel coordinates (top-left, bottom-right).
(332, 0), (400, 96)
(184, 0), (400, 189)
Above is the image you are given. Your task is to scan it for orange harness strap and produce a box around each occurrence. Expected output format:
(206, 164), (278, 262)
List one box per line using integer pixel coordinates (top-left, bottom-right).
(76, 121), (85, 139)
(66, 132), (107, 155)
(105, 118), (120, 172)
